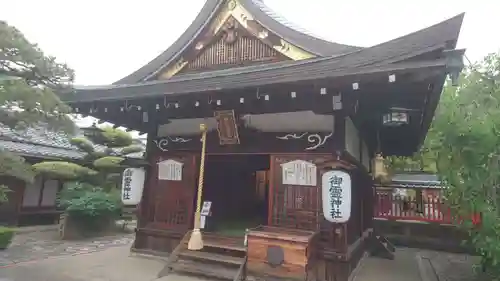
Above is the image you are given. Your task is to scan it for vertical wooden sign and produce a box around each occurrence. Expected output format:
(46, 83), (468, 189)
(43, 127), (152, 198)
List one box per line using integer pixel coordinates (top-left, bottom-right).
(214, 110), (240, 145)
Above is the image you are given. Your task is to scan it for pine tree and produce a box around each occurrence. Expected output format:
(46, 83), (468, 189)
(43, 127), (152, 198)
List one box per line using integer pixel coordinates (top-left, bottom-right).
(0, 21), (75, 202)
(33, 125), (144, 190)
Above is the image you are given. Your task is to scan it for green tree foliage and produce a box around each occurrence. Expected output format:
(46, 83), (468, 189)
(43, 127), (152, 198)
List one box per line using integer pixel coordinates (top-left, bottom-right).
(33, 125), (144, 189)
(32, 162), (98, 180)
(386, 52), (500, 277)
(0, 21), (75, 201)
(435, 53), (500, 277)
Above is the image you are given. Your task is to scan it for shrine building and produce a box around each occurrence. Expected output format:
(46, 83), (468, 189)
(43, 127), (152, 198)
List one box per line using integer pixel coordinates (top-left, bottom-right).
(60, 1), (464, 280)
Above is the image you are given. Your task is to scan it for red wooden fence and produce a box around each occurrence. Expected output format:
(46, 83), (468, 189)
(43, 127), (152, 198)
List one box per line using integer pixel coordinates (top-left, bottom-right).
(374, 190), (481, 225)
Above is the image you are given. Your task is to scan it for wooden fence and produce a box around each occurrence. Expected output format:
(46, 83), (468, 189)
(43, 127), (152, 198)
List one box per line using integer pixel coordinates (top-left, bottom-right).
(374, 189), (481, 225)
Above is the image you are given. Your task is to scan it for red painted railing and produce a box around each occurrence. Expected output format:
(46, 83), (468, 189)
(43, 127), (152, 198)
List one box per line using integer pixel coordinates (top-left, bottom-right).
(374, 190), (481, 225)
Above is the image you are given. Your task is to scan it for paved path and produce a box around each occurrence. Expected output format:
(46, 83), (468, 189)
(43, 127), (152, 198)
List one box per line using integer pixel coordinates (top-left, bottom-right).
(353, 247), (483, 281)
(0, 231), (134, 267)
(0, 245), (165, 281)
(418, 250), (482, 281)
(352, 248), (423, 281)
(0, 229), (481, 281)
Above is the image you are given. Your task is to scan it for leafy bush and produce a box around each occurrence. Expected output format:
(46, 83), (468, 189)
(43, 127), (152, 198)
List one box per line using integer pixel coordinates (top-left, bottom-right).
(58, 182), (122, 217)
(0, 227), (15, 249)
(58, 182), (122, 231)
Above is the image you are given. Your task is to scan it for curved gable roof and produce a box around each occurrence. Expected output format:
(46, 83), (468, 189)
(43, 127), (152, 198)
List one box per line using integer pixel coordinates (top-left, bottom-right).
(113, 0), (362, 85)
(75, 13), (464, 100)
(242, 0), (362, 56)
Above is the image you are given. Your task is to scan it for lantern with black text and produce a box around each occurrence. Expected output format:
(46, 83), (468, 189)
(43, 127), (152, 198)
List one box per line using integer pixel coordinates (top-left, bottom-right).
(322, 170), (351, 223)
(121, 168), (146, 205)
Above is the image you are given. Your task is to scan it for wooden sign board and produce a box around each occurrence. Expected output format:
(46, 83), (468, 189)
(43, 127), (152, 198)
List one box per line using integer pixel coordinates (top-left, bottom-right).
(214, 110), (240, 145)
(157, 159), (183, 181)
(281, 160), (317, 186)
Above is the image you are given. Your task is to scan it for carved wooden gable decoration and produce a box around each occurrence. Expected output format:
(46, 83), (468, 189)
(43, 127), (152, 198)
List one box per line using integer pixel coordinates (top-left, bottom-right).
(179, 18), (286, 74)
(157, 0), (316, 79)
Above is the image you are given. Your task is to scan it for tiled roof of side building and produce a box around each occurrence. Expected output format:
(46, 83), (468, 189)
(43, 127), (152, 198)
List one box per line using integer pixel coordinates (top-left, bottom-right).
(0, 139), (85, 160)
(0, 125), (145, 160)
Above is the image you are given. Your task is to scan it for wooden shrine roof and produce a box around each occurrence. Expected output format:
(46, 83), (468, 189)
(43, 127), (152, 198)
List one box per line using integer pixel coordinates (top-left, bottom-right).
(376, 172), (443, 189)
(63, 13), (464, 103)
(65, 59), (449, 103)
(114, 0), (362, 85)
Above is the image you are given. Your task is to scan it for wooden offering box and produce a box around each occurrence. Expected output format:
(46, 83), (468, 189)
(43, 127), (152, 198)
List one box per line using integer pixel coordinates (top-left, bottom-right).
(246, 226), (317, 280)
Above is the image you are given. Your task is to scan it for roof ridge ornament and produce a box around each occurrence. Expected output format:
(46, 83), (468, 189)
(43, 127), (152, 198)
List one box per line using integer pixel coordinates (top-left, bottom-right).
(222, 17), (239, 44)
(227, 0), (237, 10)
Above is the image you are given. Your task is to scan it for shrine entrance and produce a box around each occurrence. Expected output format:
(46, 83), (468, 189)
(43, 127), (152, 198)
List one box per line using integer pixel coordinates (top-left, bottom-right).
(201, 154), (270, 237)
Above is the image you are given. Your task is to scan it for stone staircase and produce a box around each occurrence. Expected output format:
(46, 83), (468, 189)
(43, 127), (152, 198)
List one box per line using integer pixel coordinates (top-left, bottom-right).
(159, 233), (247, 281)
(369, 232), (396, 260)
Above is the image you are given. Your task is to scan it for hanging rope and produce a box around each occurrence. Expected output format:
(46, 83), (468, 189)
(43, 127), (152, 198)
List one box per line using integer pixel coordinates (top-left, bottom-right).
(188, 123), (208, 250)
(195, 124), (207, 222)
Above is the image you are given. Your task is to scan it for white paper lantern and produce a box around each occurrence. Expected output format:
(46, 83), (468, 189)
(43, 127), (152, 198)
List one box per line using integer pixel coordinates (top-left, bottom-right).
(121, 168), (146, 205)
(322, 170), (352, 223)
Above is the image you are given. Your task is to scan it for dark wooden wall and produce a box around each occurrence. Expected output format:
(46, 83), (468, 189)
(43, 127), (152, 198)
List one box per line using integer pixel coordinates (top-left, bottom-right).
(134, 119), (373, 281)
(134, 152), (198, 253)
(0, 174), (63, 226)
(0, 176), (24, 226)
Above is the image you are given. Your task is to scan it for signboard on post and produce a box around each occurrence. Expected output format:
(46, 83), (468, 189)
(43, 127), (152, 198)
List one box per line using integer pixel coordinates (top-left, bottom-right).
(200, 201), (212, 229)
(322, 170), (351, 223)
(121, 168), (146, 205)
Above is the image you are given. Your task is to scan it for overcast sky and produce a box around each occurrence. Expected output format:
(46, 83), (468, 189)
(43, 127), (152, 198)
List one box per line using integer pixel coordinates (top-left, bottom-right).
(2, 0), (499, 86)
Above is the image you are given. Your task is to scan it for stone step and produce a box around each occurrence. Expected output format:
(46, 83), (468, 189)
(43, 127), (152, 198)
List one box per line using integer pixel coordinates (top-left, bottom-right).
(204, 240), (246, 253)
(172, 259), (238, 281)
(179, 249), (245, 266)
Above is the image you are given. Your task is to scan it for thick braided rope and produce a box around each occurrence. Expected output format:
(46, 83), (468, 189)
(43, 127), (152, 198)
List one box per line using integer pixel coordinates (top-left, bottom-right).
(195, 128), (207, 216)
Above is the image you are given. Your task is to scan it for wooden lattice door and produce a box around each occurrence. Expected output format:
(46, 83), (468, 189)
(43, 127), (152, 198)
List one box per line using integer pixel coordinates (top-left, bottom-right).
(269, 155), (326, 231)
(150, 153), (197, 231)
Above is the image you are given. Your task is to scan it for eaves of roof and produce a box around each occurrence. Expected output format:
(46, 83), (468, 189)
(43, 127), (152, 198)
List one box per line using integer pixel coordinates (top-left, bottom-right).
(66, 13), (464, 103)
(66, 58), (450, 103)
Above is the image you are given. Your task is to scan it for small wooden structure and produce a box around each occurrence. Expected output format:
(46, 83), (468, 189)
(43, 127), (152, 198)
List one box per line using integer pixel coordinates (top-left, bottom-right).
(246, 226), (316, 280)
(61, 1), (465, 280)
